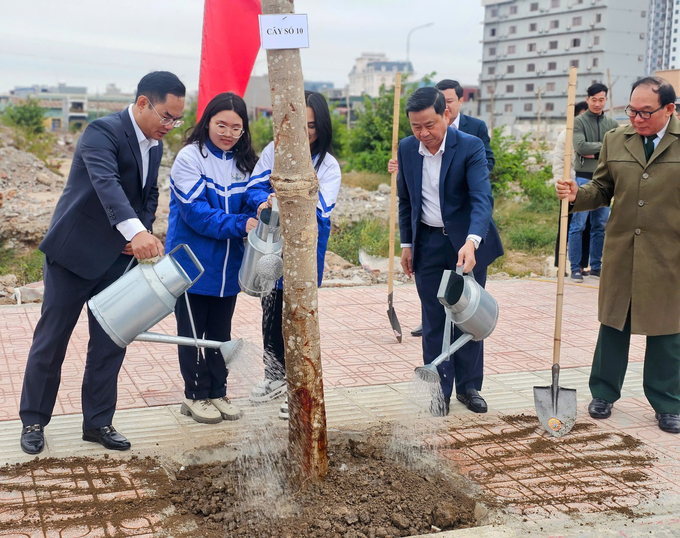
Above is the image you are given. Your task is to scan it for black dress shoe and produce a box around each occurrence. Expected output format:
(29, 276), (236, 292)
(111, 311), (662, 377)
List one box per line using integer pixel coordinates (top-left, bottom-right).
(430, 396), (450, 417)
(456, 389), (488, 413)
(588, 398), (613, 419)
(21, 424), (44, 455)
(656, 413), (680, 434)
(82, 425), (131, 451)
(411, 324), (423, 337)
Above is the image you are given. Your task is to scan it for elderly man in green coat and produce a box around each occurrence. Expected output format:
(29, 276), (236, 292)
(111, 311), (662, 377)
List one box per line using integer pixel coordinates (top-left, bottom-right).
(557, 76), (680, 434)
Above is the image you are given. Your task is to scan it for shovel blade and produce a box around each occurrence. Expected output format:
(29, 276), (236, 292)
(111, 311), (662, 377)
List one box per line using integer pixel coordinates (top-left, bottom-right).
(533, 385), (577, 438)
(387, 292), (402, 343)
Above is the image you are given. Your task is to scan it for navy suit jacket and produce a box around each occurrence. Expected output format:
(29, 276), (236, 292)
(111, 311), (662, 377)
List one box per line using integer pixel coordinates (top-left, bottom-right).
(40, 110), (161, 280)
(397, 126), (503, 272)
(458, 113), (495, 172)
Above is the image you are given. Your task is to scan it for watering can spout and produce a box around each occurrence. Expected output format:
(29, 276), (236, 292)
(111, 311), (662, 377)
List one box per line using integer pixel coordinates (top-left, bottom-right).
(414, 363), (441, 384)
(220, 339), (244, 367)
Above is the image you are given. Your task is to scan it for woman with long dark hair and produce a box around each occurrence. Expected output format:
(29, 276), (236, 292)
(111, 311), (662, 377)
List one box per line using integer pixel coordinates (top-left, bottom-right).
(166, 92), (259, 424)
(245, 91), (342, 419)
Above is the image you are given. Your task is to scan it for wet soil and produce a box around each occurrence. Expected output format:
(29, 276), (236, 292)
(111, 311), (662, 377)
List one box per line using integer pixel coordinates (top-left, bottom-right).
(0, 417), (663, 536)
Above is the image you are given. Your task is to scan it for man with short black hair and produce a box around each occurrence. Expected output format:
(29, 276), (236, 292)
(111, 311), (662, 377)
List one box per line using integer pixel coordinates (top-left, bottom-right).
(557, 76), (680, 435)
(398, 87), (503, 416)
(569, 82), (619, 282)
(435, 79), (495, 171)
(19, 71), (186, 454)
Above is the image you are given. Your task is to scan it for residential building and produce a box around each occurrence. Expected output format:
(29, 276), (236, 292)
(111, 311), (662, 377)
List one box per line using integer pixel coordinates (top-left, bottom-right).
(646, 0), (675, 72)
(348, 53), (413, 97)
(479, 0), (649, 129)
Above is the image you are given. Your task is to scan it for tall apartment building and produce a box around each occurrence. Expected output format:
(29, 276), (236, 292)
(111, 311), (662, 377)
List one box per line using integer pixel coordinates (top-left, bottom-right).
(646, 0), (680, 72)
(479, 0), (649, 128)
(348, 53), (413, 97)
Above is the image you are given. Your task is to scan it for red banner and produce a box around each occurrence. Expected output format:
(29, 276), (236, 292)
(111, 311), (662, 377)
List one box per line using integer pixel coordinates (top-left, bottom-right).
(197, 0), (262, 120)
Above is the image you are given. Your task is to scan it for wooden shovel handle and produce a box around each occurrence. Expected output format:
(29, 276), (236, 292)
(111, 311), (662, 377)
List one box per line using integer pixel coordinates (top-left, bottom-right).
(387, 73), (402, 296)
(554, 66), (578, 367)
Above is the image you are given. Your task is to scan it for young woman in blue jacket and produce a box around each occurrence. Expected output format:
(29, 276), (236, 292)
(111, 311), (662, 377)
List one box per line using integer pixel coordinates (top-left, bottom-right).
(166, 93), (259, 424)
(245, 91), (342, 419)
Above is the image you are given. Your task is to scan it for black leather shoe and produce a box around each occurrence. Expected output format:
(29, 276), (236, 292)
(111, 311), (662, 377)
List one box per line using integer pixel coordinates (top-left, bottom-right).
(21, 424), (44, 455)
(456, 389), (488, 413)
(83, 425), (131, 451)
(430, 396), (450, 417)
(588, 398), (613, 419)
(411, 324), (423, 337)
(656, 413), (680, 434)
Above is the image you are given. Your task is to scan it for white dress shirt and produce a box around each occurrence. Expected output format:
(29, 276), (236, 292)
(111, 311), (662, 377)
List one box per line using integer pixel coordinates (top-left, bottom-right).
(649, 116), (671, 150)
(115, 105), (160, 241)
(451, 113), (460, 130)
(401, 131), (482, 249)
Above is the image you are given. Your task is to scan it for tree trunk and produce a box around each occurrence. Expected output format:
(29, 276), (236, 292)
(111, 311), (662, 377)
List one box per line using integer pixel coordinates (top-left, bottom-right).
(262, 0), (328, 485)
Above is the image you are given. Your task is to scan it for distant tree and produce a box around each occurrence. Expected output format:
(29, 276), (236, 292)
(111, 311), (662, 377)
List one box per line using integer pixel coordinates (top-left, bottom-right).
(164, 99), (198, 155)
(250, 115), (274, 154)
(329, 106), (347, 160)
(2, 98), (45, 135)
(345, 75), (430, 174)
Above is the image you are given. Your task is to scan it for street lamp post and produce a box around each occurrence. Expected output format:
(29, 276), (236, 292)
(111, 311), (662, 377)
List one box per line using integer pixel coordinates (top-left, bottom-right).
(406, 22), (434, 63)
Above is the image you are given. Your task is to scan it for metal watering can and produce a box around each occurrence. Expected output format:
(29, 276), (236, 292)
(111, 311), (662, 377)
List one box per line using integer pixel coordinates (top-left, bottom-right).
(239, 198), (284, 297)
(415, 266), (499, 384)
(88, 244), (243, 366)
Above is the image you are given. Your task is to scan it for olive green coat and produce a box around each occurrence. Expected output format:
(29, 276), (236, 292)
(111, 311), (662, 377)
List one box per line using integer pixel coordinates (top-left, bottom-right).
(572, 114), (680, 336)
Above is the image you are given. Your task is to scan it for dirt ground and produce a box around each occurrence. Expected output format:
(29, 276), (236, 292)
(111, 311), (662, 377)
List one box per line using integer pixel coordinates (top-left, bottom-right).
(1, 429), (484, 538)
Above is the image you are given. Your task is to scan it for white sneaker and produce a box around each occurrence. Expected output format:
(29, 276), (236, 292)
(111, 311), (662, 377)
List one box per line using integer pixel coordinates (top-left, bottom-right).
(180, 398), (222, 424)
(250, 379), (286, 403)
(279, 397), (289, 420)
(210, 397), (242, 421)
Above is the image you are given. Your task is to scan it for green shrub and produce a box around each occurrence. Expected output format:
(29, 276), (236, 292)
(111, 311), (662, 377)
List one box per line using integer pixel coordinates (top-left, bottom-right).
(2, 98), (45, 135)
(506, 223), (556, 252)
(328, 219), (400, 266)
(0, 246), (45, 285)
(251, 115), (274, 154)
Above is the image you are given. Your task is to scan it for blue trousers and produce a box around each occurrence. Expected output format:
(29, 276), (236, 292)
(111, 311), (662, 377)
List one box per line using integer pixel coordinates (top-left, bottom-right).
(415, 225), (486, 399)
(20, 255), (131, 430)
(568, 176), (610, 272)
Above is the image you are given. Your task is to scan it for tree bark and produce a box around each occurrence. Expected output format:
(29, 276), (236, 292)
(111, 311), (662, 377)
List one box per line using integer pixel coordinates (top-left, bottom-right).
(262, 0), (328, 485)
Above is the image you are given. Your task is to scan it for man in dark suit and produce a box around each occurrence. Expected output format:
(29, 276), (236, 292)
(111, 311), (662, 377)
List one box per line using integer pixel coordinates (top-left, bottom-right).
(398, 87), (503, 416)
(404, 80), (495, 337)
(435, 79), (495, 172)
(19, 71), (186, 454)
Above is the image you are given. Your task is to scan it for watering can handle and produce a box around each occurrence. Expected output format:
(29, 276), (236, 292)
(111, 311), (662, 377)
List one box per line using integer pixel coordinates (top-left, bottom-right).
(456, 265), (465, 276)
(168, 244), (205, 286)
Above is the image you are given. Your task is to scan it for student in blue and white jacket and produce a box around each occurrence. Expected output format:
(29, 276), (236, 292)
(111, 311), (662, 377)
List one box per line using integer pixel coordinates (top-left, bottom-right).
(166, 92), (263, 425)
(246, 91), (342, 419)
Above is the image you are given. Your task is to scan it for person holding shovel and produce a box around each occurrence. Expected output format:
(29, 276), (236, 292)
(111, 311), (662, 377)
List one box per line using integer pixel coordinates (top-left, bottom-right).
(397, 87), (503, 417)
(19, 72), (185, 454)
(166, 92), (259, 424)
(556, 76), (680, 434)
(244, 91), (341, 419)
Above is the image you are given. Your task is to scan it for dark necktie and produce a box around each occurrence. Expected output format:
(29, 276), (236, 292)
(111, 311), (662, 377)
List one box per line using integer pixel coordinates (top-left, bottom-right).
(644, 136), (656, 162)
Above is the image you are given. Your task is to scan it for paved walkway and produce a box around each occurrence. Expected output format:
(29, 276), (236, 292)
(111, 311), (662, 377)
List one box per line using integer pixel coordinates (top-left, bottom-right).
(1, 277), (678, 538)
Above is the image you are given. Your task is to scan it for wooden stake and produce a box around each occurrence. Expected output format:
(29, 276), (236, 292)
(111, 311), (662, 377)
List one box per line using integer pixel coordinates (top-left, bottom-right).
(536, 87), (542, 148)
(554, 66), (578, 366)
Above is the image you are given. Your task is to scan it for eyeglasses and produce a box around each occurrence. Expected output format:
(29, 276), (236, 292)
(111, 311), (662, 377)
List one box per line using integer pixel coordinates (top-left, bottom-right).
(148, 101), (184, 128)
(624, 105), (665, 120)
(212, 122), (244, 138)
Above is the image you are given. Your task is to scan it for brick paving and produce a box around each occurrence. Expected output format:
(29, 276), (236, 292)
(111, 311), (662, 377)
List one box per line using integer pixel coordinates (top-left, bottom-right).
(1, 278), (677, 538)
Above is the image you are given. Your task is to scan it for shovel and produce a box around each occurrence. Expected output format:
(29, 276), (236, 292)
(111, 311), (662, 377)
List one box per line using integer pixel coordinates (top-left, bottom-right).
(386, 72), (403, 343)
(533, 66), (578, 438)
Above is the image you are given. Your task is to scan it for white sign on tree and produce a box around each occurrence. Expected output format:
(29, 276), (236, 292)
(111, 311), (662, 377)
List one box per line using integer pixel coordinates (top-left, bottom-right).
(258, 14), (310, 49)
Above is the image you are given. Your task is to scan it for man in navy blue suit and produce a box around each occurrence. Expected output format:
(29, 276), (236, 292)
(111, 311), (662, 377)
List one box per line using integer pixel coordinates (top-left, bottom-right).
(19, 71), (186, 454)
(397, 87), (503, 416)
(436, 79), (495, 172)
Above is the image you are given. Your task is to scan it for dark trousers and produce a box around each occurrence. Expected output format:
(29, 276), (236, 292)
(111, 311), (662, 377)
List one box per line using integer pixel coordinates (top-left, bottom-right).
(590, 310), (680, 414)
(261, 287), (286, 381)
(415, 225), (486, 399)
(175, 292), (237, 400)
(19, 255), (131, 430)
(555, 211), (590, 269)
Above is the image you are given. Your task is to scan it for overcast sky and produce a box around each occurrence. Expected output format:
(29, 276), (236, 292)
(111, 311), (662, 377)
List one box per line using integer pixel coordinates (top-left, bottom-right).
(0, 0), (485, 95)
